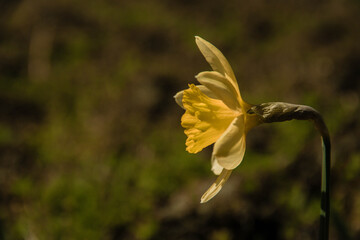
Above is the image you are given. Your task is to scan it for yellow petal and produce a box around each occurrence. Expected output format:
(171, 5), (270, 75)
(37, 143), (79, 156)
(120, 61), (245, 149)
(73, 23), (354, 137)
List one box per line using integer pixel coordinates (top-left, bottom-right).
(201, 169), (232, 203)
(211, 155), (223, 175)
(195, 36), (237, 87)
(174, 91), (185, 109)
(181, 84), (237, 153)
(195, 36), (253, 112)
(196, 71), (241, 111)
(213, 116), (246, 169)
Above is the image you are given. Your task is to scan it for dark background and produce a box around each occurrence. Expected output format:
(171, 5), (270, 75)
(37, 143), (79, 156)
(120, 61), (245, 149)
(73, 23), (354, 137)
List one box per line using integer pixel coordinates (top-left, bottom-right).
(0, 0), (359, 239)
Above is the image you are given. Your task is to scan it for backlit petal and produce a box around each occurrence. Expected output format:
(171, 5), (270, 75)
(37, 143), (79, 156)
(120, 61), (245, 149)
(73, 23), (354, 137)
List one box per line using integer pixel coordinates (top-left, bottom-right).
(195, 36), (253, 112)
(213, 115), (246, 169)
(200, 169), (232, 203)
(181, 84), (237, 153)
(196, 71), (241, 111)
(195, 36), (237, 87)
(174, 91), (185, 109)
(211, 155), (223, 175)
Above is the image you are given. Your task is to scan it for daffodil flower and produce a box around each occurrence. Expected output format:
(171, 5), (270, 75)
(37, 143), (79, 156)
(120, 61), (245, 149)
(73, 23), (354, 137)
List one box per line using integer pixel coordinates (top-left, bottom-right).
(174, 36), (263, 203)
(174, 36), (331, 240)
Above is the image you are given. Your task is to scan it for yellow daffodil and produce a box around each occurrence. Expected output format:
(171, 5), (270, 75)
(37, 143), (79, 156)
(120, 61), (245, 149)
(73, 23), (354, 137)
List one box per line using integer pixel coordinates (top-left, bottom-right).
(174, 36), (263, 203)
(174, 36), (331, 239)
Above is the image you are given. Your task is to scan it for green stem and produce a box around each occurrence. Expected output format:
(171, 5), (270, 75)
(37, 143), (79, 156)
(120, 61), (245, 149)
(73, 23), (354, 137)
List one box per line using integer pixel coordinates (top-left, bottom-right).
(250, 102), (331, 240)
(309, 105), (331, 240)
(320, 135), (330, 240)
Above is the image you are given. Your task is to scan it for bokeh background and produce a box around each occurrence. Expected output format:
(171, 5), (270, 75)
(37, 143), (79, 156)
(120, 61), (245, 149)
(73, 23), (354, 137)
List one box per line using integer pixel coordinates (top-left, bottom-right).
(1, 0), (359, 239)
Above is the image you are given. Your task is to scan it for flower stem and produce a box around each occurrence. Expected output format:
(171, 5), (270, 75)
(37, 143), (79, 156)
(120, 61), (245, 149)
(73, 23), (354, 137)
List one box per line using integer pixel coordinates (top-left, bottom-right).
(319, 133), (330, 240)
(250, 102), (331, 240)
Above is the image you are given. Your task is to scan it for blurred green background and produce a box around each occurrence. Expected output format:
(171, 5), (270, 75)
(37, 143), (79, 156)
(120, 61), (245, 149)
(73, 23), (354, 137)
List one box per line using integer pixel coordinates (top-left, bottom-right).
(1, 0), (359, 239)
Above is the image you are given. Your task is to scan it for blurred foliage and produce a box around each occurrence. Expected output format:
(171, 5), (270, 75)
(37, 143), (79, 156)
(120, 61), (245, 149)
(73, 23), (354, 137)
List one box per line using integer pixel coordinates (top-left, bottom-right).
(0, 0), (360, 239)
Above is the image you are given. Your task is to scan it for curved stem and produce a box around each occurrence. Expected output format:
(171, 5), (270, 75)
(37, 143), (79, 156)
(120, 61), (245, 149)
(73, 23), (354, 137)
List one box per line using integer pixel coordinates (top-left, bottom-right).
(250, 102), (331, 240)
